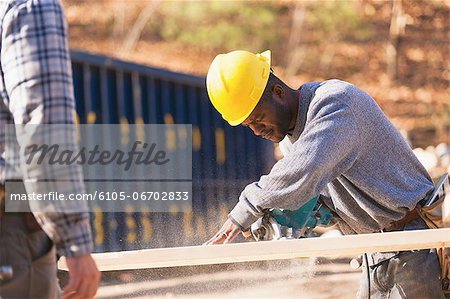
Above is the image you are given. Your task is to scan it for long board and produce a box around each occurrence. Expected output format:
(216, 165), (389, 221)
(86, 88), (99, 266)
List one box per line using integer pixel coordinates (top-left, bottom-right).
(58, 228), (450, 271)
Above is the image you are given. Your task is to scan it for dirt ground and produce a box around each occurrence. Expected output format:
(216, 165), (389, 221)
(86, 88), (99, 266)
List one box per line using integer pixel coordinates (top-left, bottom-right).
(92, 258), (361, 299)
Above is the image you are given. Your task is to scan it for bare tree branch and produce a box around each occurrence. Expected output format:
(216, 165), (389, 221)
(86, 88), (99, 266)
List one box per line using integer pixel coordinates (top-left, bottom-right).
(119, 0), (160, 55)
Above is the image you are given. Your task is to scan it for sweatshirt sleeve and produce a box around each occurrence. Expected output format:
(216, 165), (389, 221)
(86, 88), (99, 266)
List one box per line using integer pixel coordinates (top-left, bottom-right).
(229, 97), (360, 230)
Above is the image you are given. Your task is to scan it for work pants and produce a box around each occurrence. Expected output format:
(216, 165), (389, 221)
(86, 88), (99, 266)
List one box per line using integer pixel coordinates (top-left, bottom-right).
(357, 219), (447, 299)
(0, 213), (60, 299)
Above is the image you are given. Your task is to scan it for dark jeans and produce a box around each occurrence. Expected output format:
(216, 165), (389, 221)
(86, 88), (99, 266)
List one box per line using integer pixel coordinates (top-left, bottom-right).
(357, 219), (447, 299)
(0, 213), (60, 299)
(357, 249), (446, 299)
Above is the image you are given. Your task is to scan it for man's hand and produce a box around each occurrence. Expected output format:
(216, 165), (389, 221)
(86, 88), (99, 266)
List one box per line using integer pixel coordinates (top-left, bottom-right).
(62, 254), (101, 299)
(204, 218), (242, 245)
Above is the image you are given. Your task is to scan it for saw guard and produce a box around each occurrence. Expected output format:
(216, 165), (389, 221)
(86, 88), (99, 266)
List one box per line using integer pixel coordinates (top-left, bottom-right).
(250, 214), (282, 241)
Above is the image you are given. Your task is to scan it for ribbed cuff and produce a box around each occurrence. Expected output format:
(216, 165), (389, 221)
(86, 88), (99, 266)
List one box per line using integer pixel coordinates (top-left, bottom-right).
(228, 200), (260, 231)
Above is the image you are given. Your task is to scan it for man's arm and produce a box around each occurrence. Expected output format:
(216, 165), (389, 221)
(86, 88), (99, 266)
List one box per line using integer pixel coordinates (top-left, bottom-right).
(2, 1), (99, 297)
(229, 97), (361, 231)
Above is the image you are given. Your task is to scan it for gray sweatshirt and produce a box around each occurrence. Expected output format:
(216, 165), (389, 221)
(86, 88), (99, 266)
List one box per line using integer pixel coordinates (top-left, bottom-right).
(229, 79), (434, 234)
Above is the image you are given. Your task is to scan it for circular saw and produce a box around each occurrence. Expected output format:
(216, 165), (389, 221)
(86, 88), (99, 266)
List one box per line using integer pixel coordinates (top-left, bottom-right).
(249, 195), (333, 241)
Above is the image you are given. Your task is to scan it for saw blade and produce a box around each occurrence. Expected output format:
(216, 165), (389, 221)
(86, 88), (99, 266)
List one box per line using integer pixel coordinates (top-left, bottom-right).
(251, 215), (282, 241)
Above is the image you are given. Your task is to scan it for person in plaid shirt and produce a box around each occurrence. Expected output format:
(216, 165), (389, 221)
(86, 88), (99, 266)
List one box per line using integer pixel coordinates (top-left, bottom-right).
(0, 0), (100, 298)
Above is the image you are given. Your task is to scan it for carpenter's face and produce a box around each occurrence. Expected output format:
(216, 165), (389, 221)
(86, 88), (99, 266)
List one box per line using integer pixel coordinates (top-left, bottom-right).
(242, 90), (291, 143)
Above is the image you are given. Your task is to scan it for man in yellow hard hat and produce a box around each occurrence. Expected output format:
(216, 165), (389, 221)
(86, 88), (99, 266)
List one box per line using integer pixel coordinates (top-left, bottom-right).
(204, 50), (446, 298)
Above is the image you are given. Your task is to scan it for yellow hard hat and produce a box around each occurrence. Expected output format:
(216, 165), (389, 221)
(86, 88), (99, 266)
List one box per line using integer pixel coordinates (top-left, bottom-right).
(206, 50), (271, 126)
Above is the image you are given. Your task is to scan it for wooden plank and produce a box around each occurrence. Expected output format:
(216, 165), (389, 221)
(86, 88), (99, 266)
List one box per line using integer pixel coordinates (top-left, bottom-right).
(58, 228), (450, 271)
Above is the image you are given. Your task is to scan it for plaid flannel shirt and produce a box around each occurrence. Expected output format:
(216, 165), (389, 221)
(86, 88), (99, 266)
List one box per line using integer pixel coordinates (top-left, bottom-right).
(0, 0), (93, 257)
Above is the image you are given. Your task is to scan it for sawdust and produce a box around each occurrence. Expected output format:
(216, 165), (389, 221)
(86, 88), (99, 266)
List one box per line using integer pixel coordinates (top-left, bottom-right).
(95, 257), (360, 299)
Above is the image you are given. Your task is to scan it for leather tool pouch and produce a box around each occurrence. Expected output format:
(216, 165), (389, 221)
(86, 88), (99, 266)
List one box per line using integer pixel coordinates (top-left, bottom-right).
(417, 174), (450, 295)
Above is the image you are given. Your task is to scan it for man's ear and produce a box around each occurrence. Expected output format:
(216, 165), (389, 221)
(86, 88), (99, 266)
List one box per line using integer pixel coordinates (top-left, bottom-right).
(272, 84), (285, 99)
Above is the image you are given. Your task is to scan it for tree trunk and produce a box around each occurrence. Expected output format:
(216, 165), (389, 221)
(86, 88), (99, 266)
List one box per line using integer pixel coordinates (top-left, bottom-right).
(387, 0), (405, 81)
(285, 1), (306, 78)
(113, 0), (126, 39)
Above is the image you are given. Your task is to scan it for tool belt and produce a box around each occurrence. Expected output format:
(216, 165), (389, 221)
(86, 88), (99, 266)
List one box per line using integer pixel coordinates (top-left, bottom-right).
(418, 195), (450, 295)
(0, 182), (42, 233)
(418, 175), (450, 295)
(381, 175), (450, 294)
(383, 205), (422, 232)
(385, 207), (450, 294)
(385, 175), (450, 295)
